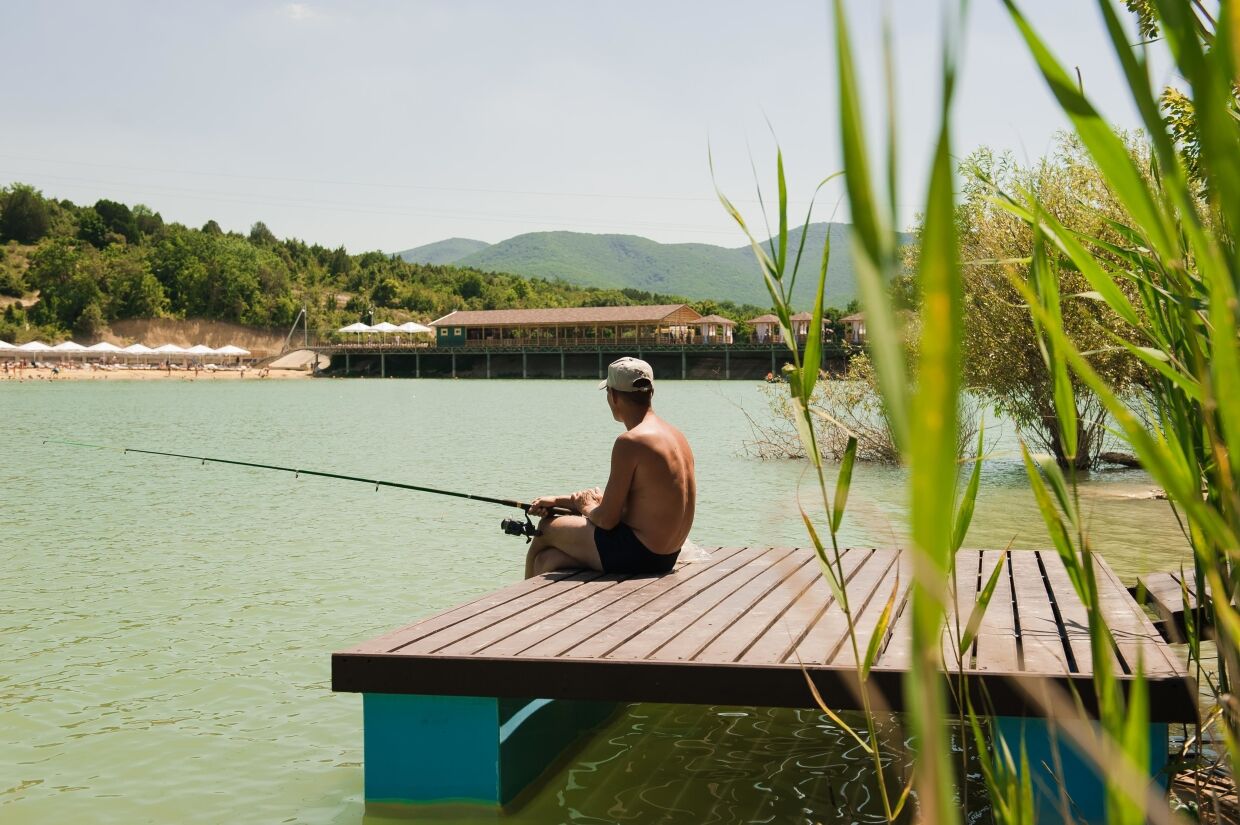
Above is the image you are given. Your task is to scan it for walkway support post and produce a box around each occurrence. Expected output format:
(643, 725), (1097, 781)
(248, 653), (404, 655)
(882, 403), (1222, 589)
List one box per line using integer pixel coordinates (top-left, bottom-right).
(994, 716), (1170, 825)
(486, 352), (491, 379)
(362, 693), (615, 807)
(560, 351), (565, 379)
(681, 348), (686, 379)
(522, 351), (527, 379)
(415, 353), (420, 379)
(345, 353), (350, 376)
(725, 348), (730, 380)
(451, 352), (456, 379)
(381, 353), (386, 379)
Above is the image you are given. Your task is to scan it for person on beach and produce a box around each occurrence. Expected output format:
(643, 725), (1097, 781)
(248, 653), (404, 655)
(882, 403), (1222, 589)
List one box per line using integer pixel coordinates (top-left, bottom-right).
(525, 357), (696, 578)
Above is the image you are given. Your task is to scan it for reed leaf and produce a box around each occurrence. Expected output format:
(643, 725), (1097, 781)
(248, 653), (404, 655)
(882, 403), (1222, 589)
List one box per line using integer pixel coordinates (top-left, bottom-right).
(862, 573), (899, 681)
(1002, 0), (1177, 262)
(958, 554), (1006, 658)
(832, 0), (909, 452)
(952, 418), (985, 553)
(831, 436), (857, 536)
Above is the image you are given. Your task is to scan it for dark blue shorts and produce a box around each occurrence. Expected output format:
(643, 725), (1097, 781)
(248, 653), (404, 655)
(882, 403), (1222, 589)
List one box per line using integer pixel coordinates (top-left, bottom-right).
(594, 522), (679, 574)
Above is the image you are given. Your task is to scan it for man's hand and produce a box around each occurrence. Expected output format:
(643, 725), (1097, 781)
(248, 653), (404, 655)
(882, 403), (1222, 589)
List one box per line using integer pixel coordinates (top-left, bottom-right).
(528, 496), (559, 518)
(570, 487), (603, 516)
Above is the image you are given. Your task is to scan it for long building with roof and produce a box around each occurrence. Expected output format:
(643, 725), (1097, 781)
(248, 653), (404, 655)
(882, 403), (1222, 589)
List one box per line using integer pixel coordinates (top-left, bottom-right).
(430, 304), (706, 348)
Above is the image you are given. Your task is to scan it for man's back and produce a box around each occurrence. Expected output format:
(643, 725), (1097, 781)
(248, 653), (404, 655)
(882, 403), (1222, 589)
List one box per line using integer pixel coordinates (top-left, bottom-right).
(620, 414), (696, 554)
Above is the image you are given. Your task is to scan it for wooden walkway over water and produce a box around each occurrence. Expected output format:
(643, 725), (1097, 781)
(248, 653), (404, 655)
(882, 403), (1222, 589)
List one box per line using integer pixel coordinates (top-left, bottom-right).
(333, 547), (1196, 817)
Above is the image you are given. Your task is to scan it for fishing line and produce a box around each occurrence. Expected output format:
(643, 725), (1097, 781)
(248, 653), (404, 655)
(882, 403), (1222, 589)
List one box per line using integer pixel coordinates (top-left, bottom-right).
(43, 439), (572, 536)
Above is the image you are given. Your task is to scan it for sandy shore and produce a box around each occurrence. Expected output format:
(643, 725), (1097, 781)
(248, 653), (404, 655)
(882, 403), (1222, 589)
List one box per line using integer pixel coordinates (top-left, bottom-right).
(1, 367), (312, 382)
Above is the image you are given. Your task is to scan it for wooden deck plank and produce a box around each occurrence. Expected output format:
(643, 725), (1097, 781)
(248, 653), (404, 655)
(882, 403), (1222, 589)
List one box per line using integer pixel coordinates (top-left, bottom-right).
(971, 550), (1022, 672)
(432, 573), (640, 656)
(787, 548), (898, 666)
(394, 571), (608, 655)
(491, 546), (749, 658)
(563, 547), (770, 660)
(1138, 571), (1195, 622)
(698, 549), (849, 664)
(342, 569), (591, 654)
(1007, 550), (1073, 675)
(653, 551), (816, 662)
(1036, 551), (1106, 674)
(1094, 556), (1183, 677)
(736, 548), (874, 666)
(829, 552), (907, 667)
(949, 549), (985, 669)
(606, 547), (799, 661)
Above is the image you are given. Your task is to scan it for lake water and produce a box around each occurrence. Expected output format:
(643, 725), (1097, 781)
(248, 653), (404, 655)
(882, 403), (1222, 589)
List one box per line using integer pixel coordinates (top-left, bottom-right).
(1, 379), (1190, 824)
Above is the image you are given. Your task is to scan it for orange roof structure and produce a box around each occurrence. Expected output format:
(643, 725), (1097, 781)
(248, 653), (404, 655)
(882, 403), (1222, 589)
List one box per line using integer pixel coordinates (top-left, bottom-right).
(430, 305), (700, 327)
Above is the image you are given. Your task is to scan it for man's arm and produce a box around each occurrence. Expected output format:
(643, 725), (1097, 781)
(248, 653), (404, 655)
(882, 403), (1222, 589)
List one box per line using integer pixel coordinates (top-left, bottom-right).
(582, 437), (639, 530)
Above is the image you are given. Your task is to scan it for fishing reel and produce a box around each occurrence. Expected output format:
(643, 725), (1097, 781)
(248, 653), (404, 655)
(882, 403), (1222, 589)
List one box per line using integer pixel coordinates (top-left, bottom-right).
(501, 514), (539, 542)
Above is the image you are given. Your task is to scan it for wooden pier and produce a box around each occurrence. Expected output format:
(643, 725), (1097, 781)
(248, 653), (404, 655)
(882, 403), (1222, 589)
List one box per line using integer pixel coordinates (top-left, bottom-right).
(333, 547), (1196, 821)
(308, 342), (848, 380)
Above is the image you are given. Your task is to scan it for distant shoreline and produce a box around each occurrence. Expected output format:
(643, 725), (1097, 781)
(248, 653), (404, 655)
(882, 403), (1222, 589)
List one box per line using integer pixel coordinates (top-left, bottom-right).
(1, 367), (311, 382)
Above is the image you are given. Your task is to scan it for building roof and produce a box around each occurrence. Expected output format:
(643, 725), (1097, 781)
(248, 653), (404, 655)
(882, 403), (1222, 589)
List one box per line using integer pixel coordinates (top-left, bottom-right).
(841, 312), (864, 322)
(430, 304), (700, 327)
(696, 314), (736, 326)
(748, 314), (779, 324)
(789, 311), (814, 321)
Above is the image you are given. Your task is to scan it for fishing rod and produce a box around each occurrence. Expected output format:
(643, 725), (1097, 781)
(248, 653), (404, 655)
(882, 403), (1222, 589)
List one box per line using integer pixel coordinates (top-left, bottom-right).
(43, 438), (572, 540)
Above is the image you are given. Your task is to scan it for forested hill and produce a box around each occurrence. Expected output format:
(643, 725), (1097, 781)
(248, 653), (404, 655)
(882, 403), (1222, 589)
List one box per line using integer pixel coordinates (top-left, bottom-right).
(0, 183), (792, 344)
(397, 223), (911, 309)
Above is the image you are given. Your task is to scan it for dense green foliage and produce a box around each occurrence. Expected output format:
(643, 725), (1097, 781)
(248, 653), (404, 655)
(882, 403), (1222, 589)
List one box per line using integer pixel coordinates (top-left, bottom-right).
(0, 184), (780, 344)
(400, 223), (909, 310)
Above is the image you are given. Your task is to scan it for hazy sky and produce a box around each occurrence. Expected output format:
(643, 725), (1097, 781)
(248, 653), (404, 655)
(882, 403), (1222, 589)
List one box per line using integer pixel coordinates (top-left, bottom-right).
(0, 1), (1174, 253)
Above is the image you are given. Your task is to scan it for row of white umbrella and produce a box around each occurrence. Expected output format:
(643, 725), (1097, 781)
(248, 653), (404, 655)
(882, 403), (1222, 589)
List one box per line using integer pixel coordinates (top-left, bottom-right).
(337, 321), (432, 334)
(0, 340), (251, 357)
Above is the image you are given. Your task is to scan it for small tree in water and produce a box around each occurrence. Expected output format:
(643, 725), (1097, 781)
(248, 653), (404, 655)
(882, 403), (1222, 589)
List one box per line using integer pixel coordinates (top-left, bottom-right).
(901, 135), (1150, 469)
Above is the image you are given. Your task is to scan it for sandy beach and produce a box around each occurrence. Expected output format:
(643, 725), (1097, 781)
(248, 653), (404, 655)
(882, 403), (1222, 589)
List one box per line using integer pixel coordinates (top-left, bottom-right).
(1, 366), (312, 382)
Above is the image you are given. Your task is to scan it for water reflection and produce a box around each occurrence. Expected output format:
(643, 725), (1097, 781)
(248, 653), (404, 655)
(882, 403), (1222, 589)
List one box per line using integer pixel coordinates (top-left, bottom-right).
(360, 705), (995, 825)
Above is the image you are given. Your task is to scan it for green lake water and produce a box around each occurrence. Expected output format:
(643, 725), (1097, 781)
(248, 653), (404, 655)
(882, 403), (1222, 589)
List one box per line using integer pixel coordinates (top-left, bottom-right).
(1, 379), (1191, 824)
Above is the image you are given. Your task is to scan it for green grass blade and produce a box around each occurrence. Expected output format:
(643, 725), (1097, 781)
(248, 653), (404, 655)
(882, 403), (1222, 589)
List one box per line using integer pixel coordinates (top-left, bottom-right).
(861, 573), (899, 681)
(952, 417), (985, 552)
(1002, 0), (1177, 261)
(801, 227), (830, 401)
(833, 0), (909, 451)
(959, 553), (1006, 657)
(831, 436), (857, 535)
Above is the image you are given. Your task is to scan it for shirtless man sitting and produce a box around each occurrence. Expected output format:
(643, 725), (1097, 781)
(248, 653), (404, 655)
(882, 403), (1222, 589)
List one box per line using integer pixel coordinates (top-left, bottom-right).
(526, 357), (696, 577)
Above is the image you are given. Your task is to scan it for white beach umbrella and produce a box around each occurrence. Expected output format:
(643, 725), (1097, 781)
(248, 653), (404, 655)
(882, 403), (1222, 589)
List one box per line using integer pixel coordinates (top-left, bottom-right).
(371, 321), (399, 333)
(186, 344), (215, 356)
(86, 341), (123, 354)
(122, 343), (156, 355)
(397, 322), (432, 334)
(338, 321), (372, 344)
(0, 339), (15, 350)
(153, 344), (187, 354)
(51, 341), (87, 364)
(215, 344), (251, 357)
(17, 341), (51, 352)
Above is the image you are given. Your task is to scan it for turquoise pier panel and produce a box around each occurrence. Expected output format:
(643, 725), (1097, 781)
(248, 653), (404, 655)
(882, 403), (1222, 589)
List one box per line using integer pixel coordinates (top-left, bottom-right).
(362, 693), (616, 807)
(995, 716), (1169, 824)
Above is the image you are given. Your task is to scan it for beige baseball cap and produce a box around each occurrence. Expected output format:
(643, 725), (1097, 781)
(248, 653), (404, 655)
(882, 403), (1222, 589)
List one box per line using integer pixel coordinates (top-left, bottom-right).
(598, 356), (654, 391)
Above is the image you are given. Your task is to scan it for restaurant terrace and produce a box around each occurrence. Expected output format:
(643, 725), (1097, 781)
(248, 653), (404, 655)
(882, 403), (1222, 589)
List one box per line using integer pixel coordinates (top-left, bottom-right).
(429, 304), (706, 348)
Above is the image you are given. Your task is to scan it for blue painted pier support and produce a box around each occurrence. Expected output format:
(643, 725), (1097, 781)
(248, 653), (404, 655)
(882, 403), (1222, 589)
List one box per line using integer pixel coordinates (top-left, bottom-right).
(362, 693), (616, 807)
(995, 716), (1170, 824)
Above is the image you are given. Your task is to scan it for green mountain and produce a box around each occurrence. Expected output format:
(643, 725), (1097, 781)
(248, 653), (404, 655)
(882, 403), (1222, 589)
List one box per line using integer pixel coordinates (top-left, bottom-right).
(401, 223), (909, 310)
(397, 237), (491, 265)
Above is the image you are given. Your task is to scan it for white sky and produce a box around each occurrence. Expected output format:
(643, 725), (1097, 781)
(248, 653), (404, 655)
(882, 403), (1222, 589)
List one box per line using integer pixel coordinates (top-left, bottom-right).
(0, 1), (1174, 252)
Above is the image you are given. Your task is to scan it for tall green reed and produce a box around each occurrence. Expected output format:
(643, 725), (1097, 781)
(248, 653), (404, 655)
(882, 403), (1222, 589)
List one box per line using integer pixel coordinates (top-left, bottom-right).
(723, 0), (1233, 820)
